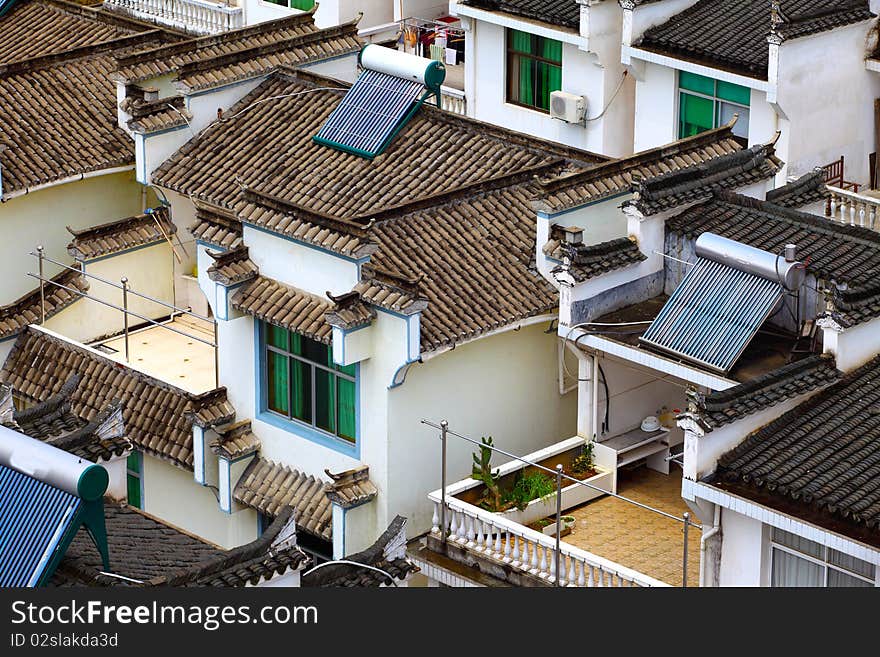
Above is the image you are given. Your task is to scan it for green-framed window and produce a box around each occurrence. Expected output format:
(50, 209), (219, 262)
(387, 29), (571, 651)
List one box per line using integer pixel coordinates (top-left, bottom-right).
(126, 451), (142, 509)
(506, 29), (562, 113)
(678, 71), (750, 140)
(264, 0), (313, 10)
(263, 322), (357, 444)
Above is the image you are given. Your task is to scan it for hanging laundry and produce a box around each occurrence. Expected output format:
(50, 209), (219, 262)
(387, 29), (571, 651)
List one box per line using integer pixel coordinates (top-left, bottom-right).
(445, 47), (457, 66)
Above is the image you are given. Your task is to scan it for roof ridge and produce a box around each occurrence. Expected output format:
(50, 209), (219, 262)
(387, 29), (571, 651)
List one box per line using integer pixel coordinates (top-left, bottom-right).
(242, 187), (371, 236)
(113, 10), (319, 69)
(357, 161), (563, 225)
(0, 29), (167, 75)
(173, 21), (361, 84)
(538, 121), (739, 195)
(66, 206), (170, 238)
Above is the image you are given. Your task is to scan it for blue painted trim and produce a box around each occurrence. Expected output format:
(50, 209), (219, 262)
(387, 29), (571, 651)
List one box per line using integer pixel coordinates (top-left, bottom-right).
(374, 306), (415, 321)
(140, 124), (189, 138)
(194, 427), (206, 485)
(388, 361), (417, 390)
(0, 333), (19, 344)
(81, 240), (165, 264)
(340, 322), (372, 336)
(220, 458), (232, 515)
(537, 191), (631, 219)
(254, 321), (360, 459)
(243, 222), (371, 264)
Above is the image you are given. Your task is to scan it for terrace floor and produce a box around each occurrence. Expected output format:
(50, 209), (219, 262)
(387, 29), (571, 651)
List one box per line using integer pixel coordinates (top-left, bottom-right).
(92, 315), (216, 394)
(564, 467), (700, 587)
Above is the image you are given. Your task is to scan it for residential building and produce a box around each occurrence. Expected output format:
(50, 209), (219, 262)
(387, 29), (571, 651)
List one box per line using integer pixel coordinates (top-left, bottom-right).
(447, 0), (636, 155)
(622, 0), (880, 185)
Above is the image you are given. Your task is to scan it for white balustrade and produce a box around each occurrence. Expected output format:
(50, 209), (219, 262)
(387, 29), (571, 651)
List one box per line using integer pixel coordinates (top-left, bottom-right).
(103, 0), (243, 35)
(825, 185), (880, 231)
(440, 86), (467, 116)
(428, 488), (668, 588)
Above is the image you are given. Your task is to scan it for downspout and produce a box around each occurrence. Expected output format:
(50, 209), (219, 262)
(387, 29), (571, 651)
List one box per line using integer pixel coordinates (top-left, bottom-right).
(699, 504), (721, 588)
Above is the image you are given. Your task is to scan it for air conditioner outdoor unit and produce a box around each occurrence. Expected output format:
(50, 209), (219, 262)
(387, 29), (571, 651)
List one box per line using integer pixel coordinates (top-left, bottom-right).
(550, 90), (587, 124)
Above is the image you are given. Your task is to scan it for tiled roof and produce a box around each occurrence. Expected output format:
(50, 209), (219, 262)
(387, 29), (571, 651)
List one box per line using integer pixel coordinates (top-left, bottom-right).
(765, 169), (829, 208)
(324, 465), (378, 509)
(231, 276), (333, 344)
(190, 202), (243, 250)
(666, 192), (880, 328)
(694, 354), (841, 430)
(636, 0), (874, 79)
(460, 0), (580, 29)
(206, 245), (258, 286)
(324, 291), (376, 330)
(536, 123), (743, 213)
(156, 69), (604, 352)
(0, 268), (88, 339)
(234, 457), (332, 540)
(714, 354), (880, 534)
(67, 207), (175, 260)
(353, 267), (426, 316)
(302, 515), (417, 587)
(114, 12), (360, 92)
(1, 327), (235, 469)
(549, 236), (647, 283)
(629, 142), (782, 215)
(120, 94), (192, 134)
(52, 504), (309, 587)
(0, 0), (136, 64)
(1, 376), (131, 462)
(210, 419), (260, 460)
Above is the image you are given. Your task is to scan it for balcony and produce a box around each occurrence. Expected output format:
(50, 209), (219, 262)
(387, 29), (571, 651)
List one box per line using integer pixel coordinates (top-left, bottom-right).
(426, 435), (699, 587)
(825, 185), (880, 232)
(103, 0), (243, 35)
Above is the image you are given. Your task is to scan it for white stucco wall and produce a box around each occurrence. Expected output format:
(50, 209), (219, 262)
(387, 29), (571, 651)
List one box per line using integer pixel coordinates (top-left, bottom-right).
(387, 323), (577, 536)
(0, 171), (145, 303)
(467, 12), (632, 156)
(718, 508), (766, 587)
(302, 53), (360, 84)
(632, 60), (677, 152)
(141, 453), (258, 549)
(824, 315), (880, 373)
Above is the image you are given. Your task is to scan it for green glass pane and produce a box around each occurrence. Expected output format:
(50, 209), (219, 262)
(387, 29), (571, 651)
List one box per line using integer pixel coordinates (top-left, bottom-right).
(716, 80), (750, 106)
(291, 359), (311, 422)
(536, 61), (562, 110)
(266, 324), (288, 350)
(267, 351), (290, 415)
(126, 451), (141, 475)
(290, 0), (313, 8)
(299, 334), (329, 365)
(315, 368), (335, 434)
(265, 0), (285, 4)
(679, 92), (714, 138)
(337, 377), (356, 443)
(336, 362), (356, 377)
(540, 37), (562, 64)
(679, 71), (714, 95)
(127, 474), (141, 509)
(510, 29), (533, 54)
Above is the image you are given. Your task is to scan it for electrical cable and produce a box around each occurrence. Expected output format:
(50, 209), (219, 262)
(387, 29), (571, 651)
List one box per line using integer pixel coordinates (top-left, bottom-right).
(585, 70), (628, 122)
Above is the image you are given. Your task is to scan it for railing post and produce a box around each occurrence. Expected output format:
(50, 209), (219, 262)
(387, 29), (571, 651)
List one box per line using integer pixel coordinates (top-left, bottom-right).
(682, 511), (690, 589)
(440, 419), (448, 547)
(555, 463), (563, 587)
(121, 277), (130, 363)
(37, 245), (45, 324)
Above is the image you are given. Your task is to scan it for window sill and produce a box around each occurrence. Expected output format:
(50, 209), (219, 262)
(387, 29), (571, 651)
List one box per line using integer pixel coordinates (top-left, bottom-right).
(504, 101), (551, 117)
(256, 410), (358, 458)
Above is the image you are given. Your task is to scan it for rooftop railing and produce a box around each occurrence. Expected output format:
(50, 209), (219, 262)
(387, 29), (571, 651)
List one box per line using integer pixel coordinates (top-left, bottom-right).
(825, 185), (880, 231)
(104, 0), (243, 35)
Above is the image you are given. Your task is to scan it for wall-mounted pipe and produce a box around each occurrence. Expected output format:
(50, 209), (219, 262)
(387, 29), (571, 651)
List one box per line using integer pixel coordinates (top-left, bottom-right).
(699, 504), (722, 588)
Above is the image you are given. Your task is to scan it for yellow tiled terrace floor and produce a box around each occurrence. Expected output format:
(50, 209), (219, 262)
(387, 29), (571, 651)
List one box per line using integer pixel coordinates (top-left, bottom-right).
(564, 467), (700, 587)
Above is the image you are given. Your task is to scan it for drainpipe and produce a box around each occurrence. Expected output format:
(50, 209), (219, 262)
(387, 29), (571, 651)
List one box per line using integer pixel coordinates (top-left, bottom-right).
(699, 504), (721, 588)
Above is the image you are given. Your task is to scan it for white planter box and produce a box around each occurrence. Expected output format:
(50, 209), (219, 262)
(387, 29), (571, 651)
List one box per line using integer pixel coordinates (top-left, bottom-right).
(496, 468), (613, 526)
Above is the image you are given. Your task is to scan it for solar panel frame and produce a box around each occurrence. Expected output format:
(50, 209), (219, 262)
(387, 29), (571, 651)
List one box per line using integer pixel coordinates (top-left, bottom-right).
(639, 257), (783, 374)
(314, 69), (427, 158)
(0, 463), (81, 587)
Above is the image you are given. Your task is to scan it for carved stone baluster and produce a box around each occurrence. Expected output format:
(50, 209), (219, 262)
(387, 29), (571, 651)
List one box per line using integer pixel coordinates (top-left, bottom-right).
(448, 511), (458, 541)
(869, 203), (877, 231)
(576, 560), (585, 587)
(587, 565), (595, 587)
(431, 503), (439, 534)
(859, 202), (867, 228)
(529, 539), (539, 574)
(538, 545), (548, 578)
(493, 524), (503, 556)
(504, 530), (513, 562)
(830, 194), (838, 222)
(511, 534), (521, 566)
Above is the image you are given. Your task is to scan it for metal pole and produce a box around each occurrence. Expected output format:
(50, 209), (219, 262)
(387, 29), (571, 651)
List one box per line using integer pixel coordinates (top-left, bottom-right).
(37, 246), (45, 324)
(440, 419), (448, 547)
(682, 511), (690, 589)
(121, 277), (130, 363)
(555, 463), (563, 587)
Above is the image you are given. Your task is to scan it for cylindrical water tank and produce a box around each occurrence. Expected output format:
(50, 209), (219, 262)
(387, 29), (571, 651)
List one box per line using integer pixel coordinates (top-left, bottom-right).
(0, 424), (108, 500)
(359, 44), (446, 89)
(695, 232), (806, 291)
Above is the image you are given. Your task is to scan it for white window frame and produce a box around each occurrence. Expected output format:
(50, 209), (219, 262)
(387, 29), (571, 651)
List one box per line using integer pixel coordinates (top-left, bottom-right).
(769, 529), (878, 587)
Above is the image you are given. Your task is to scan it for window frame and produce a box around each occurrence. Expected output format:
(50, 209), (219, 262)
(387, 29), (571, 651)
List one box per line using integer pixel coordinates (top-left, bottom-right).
(769, 529), (877, 587)
(257, 321), (359, 457)
(505, 29), (563, 114)
(677, 72), (750, 141)
(126, 450), (143, 510)
(261, 0), (314, 10)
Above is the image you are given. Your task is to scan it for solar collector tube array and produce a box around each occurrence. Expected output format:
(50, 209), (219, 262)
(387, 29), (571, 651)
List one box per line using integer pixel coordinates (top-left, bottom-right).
(640, 257), (783, 374)
(314, 69), (425, 157)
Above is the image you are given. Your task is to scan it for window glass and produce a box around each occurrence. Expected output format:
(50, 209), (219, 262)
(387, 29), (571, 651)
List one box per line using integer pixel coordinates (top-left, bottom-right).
(678, 72), (750, 139)
(678, 71), (714, 95)
(829, 548), (876, 580)
(267, 350), (289, 415)
(507, 30), (562, 112)
(719, 103), (749, 139)
(772, 528), (823, 559)
(679, 93), (713, 137)
(716, 80), (751, 105)
(771, 548), (823, 587)
(828, 569), (873, 588)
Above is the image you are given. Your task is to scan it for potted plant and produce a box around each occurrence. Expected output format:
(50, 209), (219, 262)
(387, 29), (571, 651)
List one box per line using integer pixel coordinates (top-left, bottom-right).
(568, 442), (596, 480)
